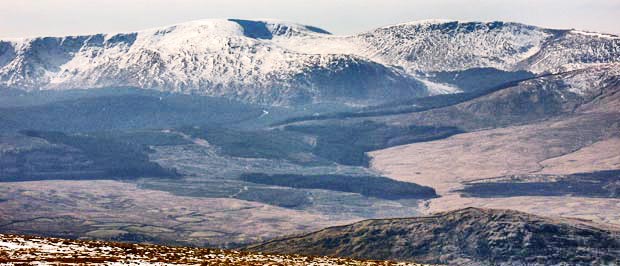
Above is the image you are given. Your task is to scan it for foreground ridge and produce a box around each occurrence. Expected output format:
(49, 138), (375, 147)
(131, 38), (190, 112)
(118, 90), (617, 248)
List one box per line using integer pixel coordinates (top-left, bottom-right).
(0, 233), (431, 266)
(247, 207), (620, 266)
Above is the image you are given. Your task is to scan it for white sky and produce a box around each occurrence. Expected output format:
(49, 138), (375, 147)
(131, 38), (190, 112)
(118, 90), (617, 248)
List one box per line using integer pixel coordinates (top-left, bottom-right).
(1, 0), (619, 38)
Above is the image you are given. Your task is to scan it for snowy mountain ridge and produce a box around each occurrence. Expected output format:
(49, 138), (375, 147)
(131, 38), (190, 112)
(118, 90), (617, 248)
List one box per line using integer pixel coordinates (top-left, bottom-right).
(1, 18), (619, 105)
(276, 20), (620, 73)
(0, 19), (428, 105)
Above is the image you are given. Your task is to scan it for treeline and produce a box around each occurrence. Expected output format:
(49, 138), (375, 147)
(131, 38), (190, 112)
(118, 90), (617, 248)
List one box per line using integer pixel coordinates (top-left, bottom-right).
(240, 173), (437, 200)
(20, 130), (178, 179)
(286, 121), (464, 166)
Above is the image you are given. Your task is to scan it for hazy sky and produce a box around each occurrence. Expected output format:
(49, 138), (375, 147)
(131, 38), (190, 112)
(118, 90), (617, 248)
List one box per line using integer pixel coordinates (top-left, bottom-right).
(1, 0), (619, 38)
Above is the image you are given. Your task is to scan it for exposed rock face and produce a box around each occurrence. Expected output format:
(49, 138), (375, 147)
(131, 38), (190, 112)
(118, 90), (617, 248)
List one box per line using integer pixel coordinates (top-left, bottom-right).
(247, 208), (620, 265)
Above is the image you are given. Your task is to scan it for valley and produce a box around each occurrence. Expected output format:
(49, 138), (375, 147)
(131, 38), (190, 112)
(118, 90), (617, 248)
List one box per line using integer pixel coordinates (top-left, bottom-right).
(0, 180), (354, 247)
(1, 18), (620, 264)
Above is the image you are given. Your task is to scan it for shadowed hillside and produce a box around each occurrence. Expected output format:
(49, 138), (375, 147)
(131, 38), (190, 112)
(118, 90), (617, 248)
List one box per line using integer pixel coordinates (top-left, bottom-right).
(247, 208), (620, 266)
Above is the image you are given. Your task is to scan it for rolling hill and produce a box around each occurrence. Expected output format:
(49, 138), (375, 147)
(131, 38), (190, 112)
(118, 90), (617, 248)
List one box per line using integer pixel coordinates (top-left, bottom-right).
(247, 207), (620, 266)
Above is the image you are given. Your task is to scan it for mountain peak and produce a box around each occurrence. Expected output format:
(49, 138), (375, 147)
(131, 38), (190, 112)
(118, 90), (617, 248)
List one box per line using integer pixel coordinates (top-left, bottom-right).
(381, 18), (462, 28)
(376, 19), (540, 32)
(135, 18), (331, 40)
(227, 18), (331, 39)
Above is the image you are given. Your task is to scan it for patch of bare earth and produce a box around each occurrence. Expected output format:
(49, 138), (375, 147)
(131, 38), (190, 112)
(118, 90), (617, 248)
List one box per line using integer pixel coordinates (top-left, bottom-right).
(0, 180), (358, 247)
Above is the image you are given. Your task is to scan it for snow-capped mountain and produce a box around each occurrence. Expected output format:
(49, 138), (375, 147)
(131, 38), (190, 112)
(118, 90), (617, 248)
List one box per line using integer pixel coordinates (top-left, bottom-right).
(0, 19), (427, 105)
(363, 21), (620, 73)
(276, 19), (620, 74)
(1, 19), (619, 105)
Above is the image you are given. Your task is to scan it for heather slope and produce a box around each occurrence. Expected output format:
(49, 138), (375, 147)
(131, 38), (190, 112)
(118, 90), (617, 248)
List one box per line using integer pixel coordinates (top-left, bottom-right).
(247, 208), (620, 265)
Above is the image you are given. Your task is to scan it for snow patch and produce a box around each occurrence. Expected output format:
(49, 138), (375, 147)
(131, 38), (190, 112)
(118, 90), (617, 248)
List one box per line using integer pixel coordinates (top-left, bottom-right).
(562, 64), (620, 95)
(418, 78), (463, 95)
(570, 30), (619, 40)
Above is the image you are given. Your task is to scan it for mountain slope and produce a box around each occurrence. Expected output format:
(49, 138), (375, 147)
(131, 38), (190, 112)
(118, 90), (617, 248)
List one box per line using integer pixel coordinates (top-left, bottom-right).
(269, 63), (619, 175)
(277, 20), (620, 74)
(247, 207), (620, 266)
(0, 19), (426, 105)
(334, 63), (620, 131)
(357, 21), (620, 73)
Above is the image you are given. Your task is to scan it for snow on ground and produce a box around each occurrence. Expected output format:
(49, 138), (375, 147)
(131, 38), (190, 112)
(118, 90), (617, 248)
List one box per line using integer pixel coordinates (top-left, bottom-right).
(570, 30), (619, 40)
(0, 234), (430, 266)
(417, 78), (462, 95)
(561, 63), (620, 95)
